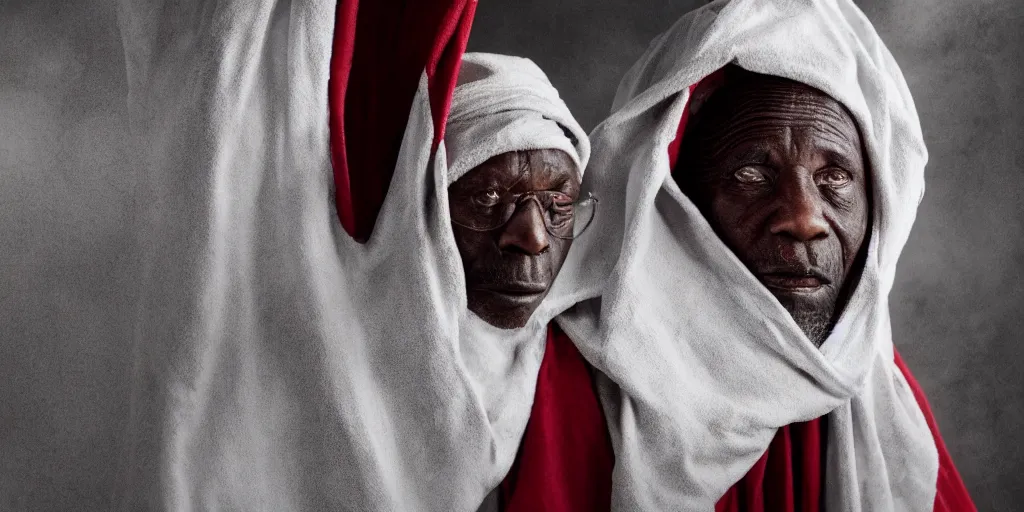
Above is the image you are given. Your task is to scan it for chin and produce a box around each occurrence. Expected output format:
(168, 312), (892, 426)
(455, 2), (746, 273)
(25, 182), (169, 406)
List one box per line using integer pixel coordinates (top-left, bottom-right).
(781, 302), (835, 346)
(468, 292), (544, 330)
(767, 289), (838, 347)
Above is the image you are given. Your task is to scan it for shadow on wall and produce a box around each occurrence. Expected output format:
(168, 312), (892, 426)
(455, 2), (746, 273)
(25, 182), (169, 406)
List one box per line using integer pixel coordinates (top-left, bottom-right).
(0, 1), (133, 510)
(468, 0), (1024, 510)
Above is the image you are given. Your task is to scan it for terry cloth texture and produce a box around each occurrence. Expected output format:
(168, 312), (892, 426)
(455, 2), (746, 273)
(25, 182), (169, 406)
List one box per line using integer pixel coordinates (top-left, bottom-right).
(115, 1), (586, 510)
(555, 0), (939, 510)
(445, 52), (590, 184)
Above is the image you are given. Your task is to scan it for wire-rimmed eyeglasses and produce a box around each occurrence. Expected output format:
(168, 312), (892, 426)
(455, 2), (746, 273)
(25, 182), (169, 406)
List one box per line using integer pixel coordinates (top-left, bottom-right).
(450, 190), (598, 240)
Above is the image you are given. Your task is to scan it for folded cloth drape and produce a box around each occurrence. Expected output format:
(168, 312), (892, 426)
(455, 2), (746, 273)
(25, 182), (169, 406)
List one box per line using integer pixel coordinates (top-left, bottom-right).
(113, 1), (585, 510)
(555, 0), (946, 509)
(445, 53), (590, 184)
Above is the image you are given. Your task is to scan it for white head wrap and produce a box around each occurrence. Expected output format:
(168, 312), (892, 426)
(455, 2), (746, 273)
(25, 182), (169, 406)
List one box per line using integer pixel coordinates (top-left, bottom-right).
(117, 3), (587, 510)
(557, 0), (938, 510)
(445, 53), (590, 184)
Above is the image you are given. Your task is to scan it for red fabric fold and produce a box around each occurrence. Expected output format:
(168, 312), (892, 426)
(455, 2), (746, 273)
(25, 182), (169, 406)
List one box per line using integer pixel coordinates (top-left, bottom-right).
(894, 350), (977, 512)
(714, 419), (824, 512)
(500, 325), (614, 512)
(327, 11), (973, 510)
(714, 353), (976, 512)
(329, 0), (476, 242)
(330, 4), (615, 508)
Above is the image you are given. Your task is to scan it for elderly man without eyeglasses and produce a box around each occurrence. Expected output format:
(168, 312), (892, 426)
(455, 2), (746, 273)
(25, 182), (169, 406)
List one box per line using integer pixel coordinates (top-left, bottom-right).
(558, 0), (977, 510)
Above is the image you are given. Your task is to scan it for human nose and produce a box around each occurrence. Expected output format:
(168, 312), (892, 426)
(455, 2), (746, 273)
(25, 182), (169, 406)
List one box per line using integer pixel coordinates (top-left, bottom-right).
(768, 171), (829, 242)
(498, 199), (550, 254)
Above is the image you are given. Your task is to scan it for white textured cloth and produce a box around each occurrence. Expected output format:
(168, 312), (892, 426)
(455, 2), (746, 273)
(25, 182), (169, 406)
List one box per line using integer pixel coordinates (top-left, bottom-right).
(445, 53), (590, 183)
(115, 3), (581, 511)
(556, 0), (939, 510)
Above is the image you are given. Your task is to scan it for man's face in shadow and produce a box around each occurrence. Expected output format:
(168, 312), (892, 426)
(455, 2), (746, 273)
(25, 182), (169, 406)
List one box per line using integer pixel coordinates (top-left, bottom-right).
(676, 71), (870, 345)
(449, 149), (581, 329)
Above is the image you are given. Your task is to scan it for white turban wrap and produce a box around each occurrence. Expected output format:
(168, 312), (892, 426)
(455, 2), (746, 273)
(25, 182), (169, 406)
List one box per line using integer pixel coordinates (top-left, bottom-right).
(445, 53), (590, 184)
(556, 0), (939, 510)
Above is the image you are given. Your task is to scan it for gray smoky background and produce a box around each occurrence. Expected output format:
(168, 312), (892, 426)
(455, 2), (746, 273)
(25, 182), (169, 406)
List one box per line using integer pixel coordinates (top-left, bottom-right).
(1, 0), (1021, 509)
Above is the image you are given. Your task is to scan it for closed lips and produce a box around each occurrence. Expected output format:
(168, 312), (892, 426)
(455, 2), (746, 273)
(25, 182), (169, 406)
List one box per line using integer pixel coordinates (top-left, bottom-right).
(758, 272), (831, 290)
(474, 282), (548, 295)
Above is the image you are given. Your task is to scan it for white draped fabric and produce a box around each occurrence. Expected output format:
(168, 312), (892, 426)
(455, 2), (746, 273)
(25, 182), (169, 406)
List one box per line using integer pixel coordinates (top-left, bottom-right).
(116, 3), (584, 510)
(556, 0), (938, 509)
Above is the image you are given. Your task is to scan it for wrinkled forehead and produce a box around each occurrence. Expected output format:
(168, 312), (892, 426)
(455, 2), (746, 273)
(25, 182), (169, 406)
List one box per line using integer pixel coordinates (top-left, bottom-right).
(683, 69), (865, 166)
(452, 149), (581, 190)
(696, 71), (858, 139)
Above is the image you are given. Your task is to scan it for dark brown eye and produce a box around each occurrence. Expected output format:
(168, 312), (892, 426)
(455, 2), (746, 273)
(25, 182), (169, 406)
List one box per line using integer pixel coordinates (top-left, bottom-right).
(473, 189), (501, 207)
(734, 166), (768, 184)
(816, 169), (851, 187)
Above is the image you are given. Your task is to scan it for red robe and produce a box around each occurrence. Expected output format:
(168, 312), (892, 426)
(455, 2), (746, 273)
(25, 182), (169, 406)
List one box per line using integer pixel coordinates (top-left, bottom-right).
(499, 327), (615, 512)
(330, 3), (614, 511)
(330, 0), (475, 242)
(712, 351), (976, 512)
(328, 5), (972, 511)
